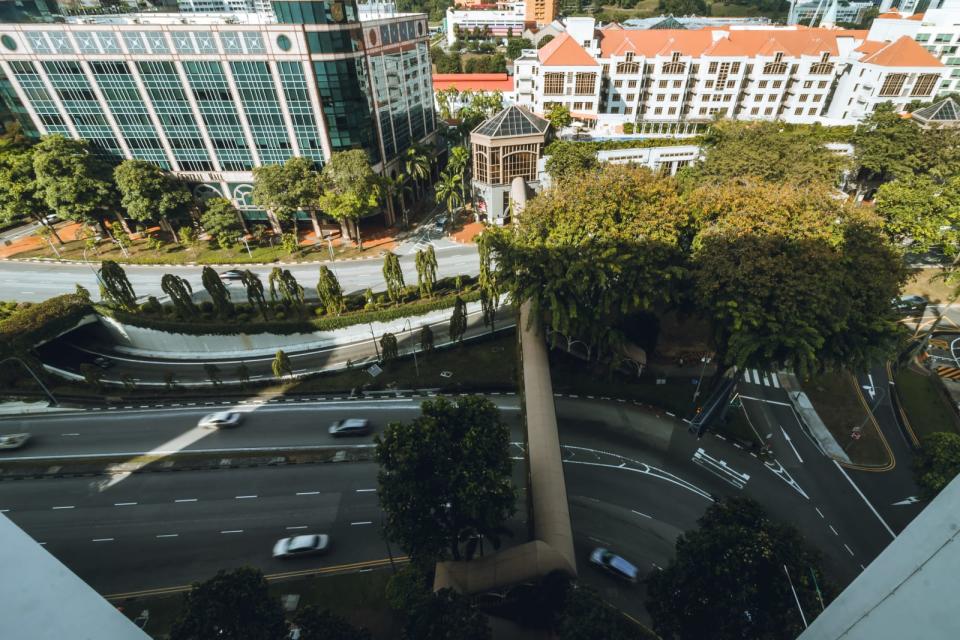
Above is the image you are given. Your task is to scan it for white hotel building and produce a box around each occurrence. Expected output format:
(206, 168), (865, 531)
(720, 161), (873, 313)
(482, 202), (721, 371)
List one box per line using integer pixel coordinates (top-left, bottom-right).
(512, 17), (947, 129)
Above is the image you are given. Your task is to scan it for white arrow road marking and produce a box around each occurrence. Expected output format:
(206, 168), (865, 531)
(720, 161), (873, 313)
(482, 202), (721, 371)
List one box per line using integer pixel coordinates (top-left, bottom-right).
(862, 374), (876, 400)
(781, 427), (804, 464)
(892, 496), (921, 506)
(692, 448), (750, 490)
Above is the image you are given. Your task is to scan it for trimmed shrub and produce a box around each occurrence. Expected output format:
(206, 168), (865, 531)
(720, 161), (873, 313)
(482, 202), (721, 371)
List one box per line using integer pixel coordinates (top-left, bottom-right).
(0, 294), (93, 356)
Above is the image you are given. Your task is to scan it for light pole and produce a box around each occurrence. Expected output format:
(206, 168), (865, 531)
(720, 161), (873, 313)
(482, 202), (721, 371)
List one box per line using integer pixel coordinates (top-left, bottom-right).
(82, 246), (106, 292)
(404, 318), (419, 378)
(369, 323), (381, 361)
(237, 235), (253, 258)
(0, 357), (58, 406)
(692, 356), (711, 408)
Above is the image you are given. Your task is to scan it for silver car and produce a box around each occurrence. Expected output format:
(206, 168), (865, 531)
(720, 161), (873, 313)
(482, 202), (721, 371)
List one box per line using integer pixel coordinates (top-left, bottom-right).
(590, 547), (638, 584)
(197, 411), (243, 429)
(0, 433), (30, 450)
(273, 534), (330, 558)
(328, 418), (371, 437)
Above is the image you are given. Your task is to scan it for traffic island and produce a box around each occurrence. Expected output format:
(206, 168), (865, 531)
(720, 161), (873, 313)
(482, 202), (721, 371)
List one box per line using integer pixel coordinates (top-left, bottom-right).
(892, 363), (960, 441)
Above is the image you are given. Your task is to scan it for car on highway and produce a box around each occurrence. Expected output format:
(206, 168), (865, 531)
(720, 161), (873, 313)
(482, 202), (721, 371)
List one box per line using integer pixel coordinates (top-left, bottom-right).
(219, 269), (245, 281)
(92, 356), (114, 369)
(893, 295), (927, 315)
(197, 411), (243, 429)
(0, 433), (31, 450)
(433, 217), (448, 233)
(590, 547), (638, 584)
(272, 534), (330, 558)
(328, 418), (371, 437)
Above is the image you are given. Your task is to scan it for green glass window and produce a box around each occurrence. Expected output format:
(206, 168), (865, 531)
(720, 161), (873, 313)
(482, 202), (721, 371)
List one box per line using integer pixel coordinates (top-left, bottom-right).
(230, 61), (292, 165)
(277, 61), (325, 164)
(7, 60), (69, 135)
(312, 58), (379, 162)
(183, 61), (253, 172)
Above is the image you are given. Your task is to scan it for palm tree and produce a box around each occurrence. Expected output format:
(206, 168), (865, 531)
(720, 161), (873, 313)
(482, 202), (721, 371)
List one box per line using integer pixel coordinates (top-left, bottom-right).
(448, 146), (470, 203)
(381, 173), (412, 227)
(403, 144), (431, 201)
(435, 169), (463, 218)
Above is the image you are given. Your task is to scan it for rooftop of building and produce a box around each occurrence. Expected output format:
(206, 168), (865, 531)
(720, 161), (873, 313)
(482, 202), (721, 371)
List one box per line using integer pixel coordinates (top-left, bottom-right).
(58, 8), (421, 26)
(857, 35), (943, 67)
(433, 73), (514, 92)
(538, 32), (599, 66)
(473, 104), (550, 138)
(911, 97), (959, 126)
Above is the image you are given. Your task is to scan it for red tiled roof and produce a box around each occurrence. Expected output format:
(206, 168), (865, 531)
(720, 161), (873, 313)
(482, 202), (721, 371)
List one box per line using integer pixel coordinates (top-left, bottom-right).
(598, 27), (865, 58)
(538, 32), (599, 67)
(858, 35), (943, 67)
(908, 12), (925, 21)
(432, 73), (514, 92)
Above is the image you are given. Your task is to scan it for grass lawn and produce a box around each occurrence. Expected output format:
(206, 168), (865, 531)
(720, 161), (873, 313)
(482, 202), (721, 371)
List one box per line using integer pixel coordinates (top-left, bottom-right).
(901, 268), (958, 305)
(893, 366), (960, 441)
(12, 231), (385, 265)
(804, 371), (891, 467)
(548, 350), (696, 416)
(118, 569), (398, 639)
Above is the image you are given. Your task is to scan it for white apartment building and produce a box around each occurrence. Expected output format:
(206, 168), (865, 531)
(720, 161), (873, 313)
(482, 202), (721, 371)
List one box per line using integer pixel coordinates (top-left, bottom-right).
(793, 1), (874, 25)
(866, 0), (960, 95)
(512, 18), (947, 128)
(445, 2), (525, 46)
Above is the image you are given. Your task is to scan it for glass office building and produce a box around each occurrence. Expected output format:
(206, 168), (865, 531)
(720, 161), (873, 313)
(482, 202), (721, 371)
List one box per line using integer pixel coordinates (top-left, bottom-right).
(0, 0), (436, 222)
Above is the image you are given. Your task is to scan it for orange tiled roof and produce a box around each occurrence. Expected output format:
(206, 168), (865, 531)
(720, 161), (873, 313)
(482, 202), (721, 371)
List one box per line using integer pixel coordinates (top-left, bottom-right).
(538, 32), (599, 67)
(876, 11), (903, 19)
(598, 27), (864, 59)
(432, 73), (514, 92)
(908, 12), (925, 21)
(859, 35), (943, 67)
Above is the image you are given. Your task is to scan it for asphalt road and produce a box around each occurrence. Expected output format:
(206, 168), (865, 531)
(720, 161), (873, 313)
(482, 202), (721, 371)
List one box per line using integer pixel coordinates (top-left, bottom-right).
(0, 394), (916, 623)
(0, 240), (479, 302)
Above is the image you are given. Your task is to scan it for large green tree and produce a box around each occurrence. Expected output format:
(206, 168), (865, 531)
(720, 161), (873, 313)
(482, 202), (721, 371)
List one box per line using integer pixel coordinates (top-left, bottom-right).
(434, 169), (463, 217)
(544, 141), (600, 183)
(0, 144), (63, 243)
(489, 164), (688, 356)
(402, 589), (490, 640)
(200, 198), (243, 249)
(319, 150), (380, 247)
(852, 103), (929, 183)
(375, 396), (516, 564)
(316, 265), (345, 315)
(914, 432), (960, 500)
(99, 260), (137, 311)
(293, 606), (370, 640)
(240, 269), (268, 319)
(647, 497), (831, 640)
(658, 0), (707, 14)
(686, 120), (848, 188)
(252, 157), (324, 235)
(31, 135), (117, 234)
(201, 265), (233, 318)
(874, 174), (960, 256)
(170, 567), (287, 640)
(690, 180), (907, 375)
(382, 251), (406, 304)
(113, 160), (193, 241)
(415, 245), (438, 298)
(161, 273), (197, 319)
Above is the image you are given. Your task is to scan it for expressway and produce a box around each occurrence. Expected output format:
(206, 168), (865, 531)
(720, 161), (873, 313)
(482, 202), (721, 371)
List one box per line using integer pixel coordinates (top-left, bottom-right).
(0, 238), (480, 302)
(0, 393), (907, 622)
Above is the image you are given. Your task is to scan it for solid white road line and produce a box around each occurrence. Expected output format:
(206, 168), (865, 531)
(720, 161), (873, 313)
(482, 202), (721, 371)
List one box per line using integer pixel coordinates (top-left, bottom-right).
(781, 427), (804, 464)
(631, 510), (652, 519)
(737, 395), (793, 407)
(832, 460), (897, 540)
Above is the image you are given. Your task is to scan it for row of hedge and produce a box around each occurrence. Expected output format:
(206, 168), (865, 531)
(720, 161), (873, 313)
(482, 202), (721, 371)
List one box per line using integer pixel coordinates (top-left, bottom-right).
(101, 288), (484, 337)
(546, 137), (706, 155)
(0, 293), (93, 356)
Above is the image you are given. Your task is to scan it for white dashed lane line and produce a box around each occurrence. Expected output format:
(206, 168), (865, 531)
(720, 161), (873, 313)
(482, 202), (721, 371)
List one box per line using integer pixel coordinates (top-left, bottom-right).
(220, 530), (243, 534)
(156, 534), (178, 538)
(114, 502), (137, 506)
(351, 521), (372, 526)
(92, 538), (114, 542)
(844, 544), (855, 556)
(829, 525), (839, 536)
(296, 491), (319, 496)
(174, 498), (198, 503)
(815, 507), (824, 518)
(286, 526), (308, 530)
(52, 506), (74, 510)
(355, 489), (376, 493)
(631, 510), (652, 519)
(235, 495), (257, 499)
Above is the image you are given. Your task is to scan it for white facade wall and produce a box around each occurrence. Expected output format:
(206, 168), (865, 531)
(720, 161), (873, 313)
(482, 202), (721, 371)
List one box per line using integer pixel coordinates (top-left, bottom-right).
(827, 61), (949, 122)
(445, 3), (525, 46)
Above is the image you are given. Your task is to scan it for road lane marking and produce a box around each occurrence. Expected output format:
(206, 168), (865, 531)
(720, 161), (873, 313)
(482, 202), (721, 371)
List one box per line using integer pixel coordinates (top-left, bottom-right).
(844, 544), (854, 556)
(92, 538), (114, 542)
(631, 510), (652, 519)
(738, 395), (792, 407)
(174, 499), (197, 503)
(355, 489), (376, 493)
(815, 507), (824, 519)
(286, 526), (308, 530)
(220, 530), (243, 534)
(61, 433), (80, 437)
(829, 525), (839, 536)
(832, 460), (896, 540)
(351, 521), (372, 526)
(780, 427), (804, 464)
(114, 502), (137, 506)
(296, 491), (319, 496)
(692, 448), (750, 489)
(52, 506), (74, 510)
(156, 534), (178, 538)
(235, 495), (257, 499)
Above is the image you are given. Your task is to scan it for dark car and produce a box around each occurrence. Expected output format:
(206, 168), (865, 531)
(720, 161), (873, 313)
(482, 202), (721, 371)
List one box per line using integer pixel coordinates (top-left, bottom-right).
(219, 269), (245, 281)
(328, 418), (371, 437)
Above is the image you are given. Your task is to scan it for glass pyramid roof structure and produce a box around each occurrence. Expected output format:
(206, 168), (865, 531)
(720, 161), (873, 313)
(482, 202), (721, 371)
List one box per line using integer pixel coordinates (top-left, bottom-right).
(912, 98), (959, 127)
(473, 105), (551, 138)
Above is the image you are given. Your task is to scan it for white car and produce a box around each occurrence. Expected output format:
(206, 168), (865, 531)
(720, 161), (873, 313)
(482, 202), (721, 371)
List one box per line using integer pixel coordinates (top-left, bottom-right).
(590, 547), (638, 584)
(0, 433), (30, 450)
(273, 534), (330, 558)
(197, 412), (243, 429)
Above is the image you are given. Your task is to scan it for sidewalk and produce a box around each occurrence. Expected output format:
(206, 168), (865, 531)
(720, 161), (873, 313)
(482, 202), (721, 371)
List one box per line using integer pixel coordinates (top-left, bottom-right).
(779, 372), (852, 464)
(0, 221), (84, 259)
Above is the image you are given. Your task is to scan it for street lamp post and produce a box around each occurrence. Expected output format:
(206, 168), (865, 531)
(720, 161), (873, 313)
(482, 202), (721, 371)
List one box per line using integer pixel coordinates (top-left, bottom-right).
(237, 236), (253, 258)
(404, 318), (419, 378)
(82, 246), (106, 292)
(0, 357), (58, 406)
(369, 323), (381, 361)
(692, 356), (712, 407)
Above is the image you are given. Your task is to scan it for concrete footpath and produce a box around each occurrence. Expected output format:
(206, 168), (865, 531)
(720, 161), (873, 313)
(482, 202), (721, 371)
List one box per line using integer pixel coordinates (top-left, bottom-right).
(779, 372), (852, 463)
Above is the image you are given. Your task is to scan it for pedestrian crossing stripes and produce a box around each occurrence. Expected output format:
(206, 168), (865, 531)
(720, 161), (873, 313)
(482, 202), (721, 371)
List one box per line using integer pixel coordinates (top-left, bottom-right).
(936, 365), (960, 381)
(743, 369), (780, 388)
